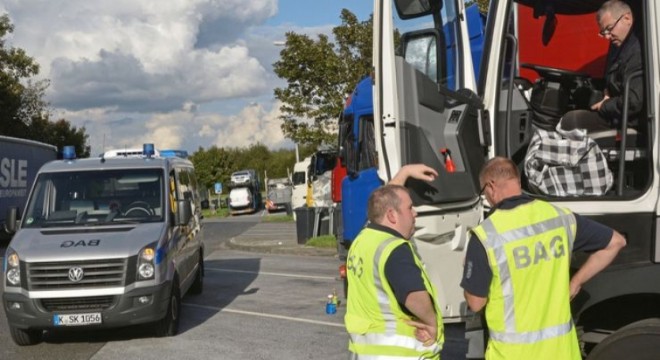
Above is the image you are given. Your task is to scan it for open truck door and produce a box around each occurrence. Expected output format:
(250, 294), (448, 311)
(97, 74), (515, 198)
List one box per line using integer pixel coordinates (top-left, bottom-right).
(373, 0), (489, 326)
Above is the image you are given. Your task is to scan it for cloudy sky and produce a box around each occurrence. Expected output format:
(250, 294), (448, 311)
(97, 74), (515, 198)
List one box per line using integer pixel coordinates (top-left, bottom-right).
(1, 0), (372, 156)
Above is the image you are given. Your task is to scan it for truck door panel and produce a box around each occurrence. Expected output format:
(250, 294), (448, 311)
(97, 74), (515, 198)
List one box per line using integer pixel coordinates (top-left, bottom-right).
(396, 58), (486, 205)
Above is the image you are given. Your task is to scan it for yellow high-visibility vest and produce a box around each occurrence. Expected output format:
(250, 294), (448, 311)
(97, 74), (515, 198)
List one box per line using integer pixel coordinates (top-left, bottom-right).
(471, 200), (581, 360)
(345, 227), (444, 359)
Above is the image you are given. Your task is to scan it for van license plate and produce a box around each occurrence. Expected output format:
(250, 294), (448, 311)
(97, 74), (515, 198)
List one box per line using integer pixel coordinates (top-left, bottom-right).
(53, 313), (102, 326)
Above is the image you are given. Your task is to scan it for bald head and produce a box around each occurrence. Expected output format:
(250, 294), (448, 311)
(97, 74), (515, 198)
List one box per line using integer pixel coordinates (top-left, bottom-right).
(479, 157), (522, 206)
(479, 157), (520, 187)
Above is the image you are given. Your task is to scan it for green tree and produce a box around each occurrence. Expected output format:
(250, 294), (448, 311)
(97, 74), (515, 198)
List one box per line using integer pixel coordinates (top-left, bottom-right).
(273, 9), (372, 149)
(268, 148), (296, 179)
(0, 14), (90, 157)
(0, 14), (40, 136)
(465, 0), (490, 13)
(190, 146), (237, 193)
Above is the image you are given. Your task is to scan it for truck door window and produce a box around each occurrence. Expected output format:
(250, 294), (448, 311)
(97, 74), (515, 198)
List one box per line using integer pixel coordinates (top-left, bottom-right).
(395, 0), (462, 90)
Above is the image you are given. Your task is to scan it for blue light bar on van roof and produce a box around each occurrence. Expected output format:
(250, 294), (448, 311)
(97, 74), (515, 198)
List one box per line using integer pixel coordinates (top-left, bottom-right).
(143, 143), (155, 158)
(62, 146), (76, 160)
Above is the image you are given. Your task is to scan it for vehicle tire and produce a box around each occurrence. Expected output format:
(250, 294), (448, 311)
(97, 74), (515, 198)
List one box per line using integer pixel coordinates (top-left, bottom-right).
(10, 326), (42, 346)
(189, 253), (204, 295)
(586, 319), (660, 360)
(154, 281), (181, 337)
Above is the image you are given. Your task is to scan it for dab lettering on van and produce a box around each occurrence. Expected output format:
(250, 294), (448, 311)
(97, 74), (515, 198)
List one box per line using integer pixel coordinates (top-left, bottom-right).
(60, 239), (101, 248)
(2, 144), (205, 346)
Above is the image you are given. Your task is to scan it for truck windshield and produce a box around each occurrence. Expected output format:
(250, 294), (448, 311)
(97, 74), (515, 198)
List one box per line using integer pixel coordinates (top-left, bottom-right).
(22, 169), (165, 228)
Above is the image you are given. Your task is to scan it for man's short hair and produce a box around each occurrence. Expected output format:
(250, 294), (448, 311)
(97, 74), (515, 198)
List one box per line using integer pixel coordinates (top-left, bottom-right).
(479, 156), (519, 186)
(367, 184), (407, 223)
(597, 0), (632, 23)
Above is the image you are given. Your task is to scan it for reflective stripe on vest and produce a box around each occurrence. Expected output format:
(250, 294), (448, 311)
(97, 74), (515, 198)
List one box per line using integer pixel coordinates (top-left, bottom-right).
(373, 237), (400, 333)
(350, 352), (441, 360)
(479, 203), (576, 343)
(349, 332), (441, 355)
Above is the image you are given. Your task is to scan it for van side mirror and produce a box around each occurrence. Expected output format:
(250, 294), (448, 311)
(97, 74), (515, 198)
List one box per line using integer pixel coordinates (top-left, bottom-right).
(4, 207), (18, 234)
(175, 200), (193, 226)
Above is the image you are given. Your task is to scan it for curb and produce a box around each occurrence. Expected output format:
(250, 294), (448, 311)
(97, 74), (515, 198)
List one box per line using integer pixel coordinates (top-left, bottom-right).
(226, 237), (337, 257)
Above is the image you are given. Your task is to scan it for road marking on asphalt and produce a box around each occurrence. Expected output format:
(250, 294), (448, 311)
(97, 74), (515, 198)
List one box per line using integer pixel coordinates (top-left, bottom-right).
(183, 303), (344, 328)
(206, 267), (336, 281)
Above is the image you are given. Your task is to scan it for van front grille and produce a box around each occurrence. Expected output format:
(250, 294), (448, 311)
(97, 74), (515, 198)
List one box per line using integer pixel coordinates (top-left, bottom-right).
(27, 259), (127, 290)
(40, 296), (116, 311)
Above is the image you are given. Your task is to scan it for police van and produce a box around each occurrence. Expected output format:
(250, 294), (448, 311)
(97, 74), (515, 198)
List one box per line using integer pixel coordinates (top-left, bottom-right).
(3, 144), (204, 345)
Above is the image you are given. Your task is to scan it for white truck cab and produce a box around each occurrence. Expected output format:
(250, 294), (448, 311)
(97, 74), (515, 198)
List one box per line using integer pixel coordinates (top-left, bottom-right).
(374, 0), (660, 357)
(3, 145), (204, 345)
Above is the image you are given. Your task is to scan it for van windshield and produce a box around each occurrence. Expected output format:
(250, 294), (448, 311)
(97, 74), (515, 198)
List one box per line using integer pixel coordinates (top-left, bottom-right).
(23, 169), (165, 228)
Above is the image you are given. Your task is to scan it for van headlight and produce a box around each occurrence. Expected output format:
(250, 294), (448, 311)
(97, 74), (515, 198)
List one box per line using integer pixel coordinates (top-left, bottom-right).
(137, 244), (156, 280)
(5, 249), (21, 287)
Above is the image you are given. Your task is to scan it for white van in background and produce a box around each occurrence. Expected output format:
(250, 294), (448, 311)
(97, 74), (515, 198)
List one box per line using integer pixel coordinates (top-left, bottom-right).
(291, 156), (311, 215)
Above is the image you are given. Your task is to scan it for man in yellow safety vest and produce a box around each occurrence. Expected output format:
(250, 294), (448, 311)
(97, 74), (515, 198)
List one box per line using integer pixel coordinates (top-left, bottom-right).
(462, 157), (626, 359)
(345, 164), (444, 359)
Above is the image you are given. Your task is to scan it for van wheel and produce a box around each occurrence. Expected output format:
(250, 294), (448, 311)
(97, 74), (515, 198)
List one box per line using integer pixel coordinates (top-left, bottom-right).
(10, 326), (42, 346)
(189, 253), (204, 295)
(586, 319), (660, 360)
(154, 282), (181, 337)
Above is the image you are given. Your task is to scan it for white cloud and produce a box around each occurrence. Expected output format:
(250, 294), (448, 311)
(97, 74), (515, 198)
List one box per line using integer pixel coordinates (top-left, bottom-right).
(5, 0), (277, 113)
(59, 100), (292, 156)
(2, 0), (332, 154)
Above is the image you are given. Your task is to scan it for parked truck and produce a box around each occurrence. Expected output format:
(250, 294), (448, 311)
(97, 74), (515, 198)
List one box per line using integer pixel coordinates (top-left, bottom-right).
(0, 136), (57, 241)
(372, 0), (660, 357)
(265, 177), (293, 213)
(337, 3), (487, 298)
(228, 169), (262, 215)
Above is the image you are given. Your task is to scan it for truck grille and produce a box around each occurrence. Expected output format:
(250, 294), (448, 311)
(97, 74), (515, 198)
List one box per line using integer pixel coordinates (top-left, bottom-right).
(27, 259), (127, 290)
(40, 296), (116, 311)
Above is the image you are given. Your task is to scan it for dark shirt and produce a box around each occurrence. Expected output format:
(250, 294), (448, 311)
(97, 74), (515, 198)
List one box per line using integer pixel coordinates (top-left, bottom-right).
(366, 223), (426, 310)
(599, 31), (643, 126)
(460, 194), (613, 297)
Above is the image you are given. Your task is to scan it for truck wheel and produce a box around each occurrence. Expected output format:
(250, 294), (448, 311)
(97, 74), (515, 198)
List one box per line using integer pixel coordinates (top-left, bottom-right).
(586, 319), (660, 360)
(154, 281), (181, 337)
(10, 326), (42, 346)
(189, 253), (204, 295)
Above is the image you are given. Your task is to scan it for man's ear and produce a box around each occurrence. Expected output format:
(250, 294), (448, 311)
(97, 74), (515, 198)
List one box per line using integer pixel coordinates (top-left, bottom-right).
(385, 207), (397, 224)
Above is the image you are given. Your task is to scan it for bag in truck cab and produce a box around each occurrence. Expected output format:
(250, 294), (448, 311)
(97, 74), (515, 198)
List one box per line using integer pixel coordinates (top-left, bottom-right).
(524, 126), (613, 197)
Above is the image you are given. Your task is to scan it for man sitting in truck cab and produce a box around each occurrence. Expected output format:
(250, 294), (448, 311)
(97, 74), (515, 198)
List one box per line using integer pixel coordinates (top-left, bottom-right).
(559, 0), (643, 133)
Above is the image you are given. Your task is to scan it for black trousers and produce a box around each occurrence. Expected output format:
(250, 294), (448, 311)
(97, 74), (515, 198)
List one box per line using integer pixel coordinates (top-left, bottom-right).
(559, 110), (611, 133)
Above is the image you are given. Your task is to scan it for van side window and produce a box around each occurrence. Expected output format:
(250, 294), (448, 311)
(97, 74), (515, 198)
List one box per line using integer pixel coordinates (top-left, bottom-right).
(169, 170), (177, 214)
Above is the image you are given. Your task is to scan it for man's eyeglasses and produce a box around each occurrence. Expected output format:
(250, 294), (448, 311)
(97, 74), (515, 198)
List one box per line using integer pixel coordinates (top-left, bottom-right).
(599, 14), (626, 37)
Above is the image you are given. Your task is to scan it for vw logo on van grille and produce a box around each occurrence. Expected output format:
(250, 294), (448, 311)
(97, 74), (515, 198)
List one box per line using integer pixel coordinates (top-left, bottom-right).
(68, 267), (84, 282)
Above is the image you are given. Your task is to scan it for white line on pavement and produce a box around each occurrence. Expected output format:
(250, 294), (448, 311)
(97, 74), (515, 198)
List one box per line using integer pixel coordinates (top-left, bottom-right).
(205, 267), (336, 281)
(183, 303), (344, 328)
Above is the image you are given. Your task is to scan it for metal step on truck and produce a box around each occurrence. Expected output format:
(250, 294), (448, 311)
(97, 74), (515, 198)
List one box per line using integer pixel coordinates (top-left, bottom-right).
(372, 0), (660, 358)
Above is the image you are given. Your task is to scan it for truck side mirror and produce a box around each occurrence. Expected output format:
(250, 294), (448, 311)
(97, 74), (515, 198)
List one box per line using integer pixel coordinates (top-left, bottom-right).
(175, 199), (193, 226)
(4, 207), (18, 234)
